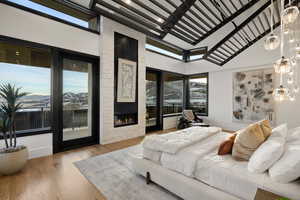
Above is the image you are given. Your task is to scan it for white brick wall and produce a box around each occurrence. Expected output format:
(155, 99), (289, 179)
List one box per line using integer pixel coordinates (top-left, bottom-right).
(99, 17), (146, 144)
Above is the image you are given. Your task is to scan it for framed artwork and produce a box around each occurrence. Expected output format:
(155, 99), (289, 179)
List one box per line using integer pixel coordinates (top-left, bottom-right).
(232, 68), (275, 123)
(117, 58), (137, 102)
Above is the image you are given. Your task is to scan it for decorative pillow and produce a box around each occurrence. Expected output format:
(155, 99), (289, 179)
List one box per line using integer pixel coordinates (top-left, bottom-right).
(269, 144), (300, 183)
(232, 123), (266, 161)
(258, 119), (272, 138)
(248, 124), (287, 173)
(218, 134), (236, 155)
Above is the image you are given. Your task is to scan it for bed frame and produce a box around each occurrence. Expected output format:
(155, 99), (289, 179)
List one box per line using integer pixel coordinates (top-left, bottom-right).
(131, 155), (242, 200)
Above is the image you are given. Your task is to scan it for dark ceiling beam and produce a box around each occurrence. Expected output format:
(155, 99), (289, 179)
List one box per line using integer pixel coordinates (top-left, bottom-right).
(257, 15), (267, 32)
(192, 2), (218, 26)
(221, 21), (280, 65)
(178, 0), (212, 30)
(228, 39), (241, 50)
(205, 0), (274, 63)
(252, 20), (262, 35)
(160, 0), (197, 38)
(95, 0), (163, 34)
(194, 0), (260, 44)
(111, 0), (161, 27)
(93, 6), (160, 38)
(198, 1), (222, 22)
(204, 57), (222, 65)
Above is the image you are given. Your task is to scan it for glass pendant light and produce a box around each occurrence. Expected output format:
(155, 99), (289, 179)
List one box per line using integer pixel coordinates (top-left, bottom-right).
(265, 34), (280, 50)
(294, 85), (300, 93)
(274, 85), (290, 101)
(289, 91), (296, 101)
(288, 76), (294, 84)
(274, 56), (291, 73)
(282, 5), (299, 25)
(296, 44), (300, 59)
(265, 0), (280, 50)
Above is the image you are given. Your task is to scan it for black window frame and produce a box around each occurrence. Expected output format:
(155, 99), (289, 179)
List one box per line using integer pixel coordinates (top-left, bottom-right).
(186, 73), (209, 116)
(0, 35), (100, 139)
(1, 0), (100, 34)
(162, 71), (186, 116)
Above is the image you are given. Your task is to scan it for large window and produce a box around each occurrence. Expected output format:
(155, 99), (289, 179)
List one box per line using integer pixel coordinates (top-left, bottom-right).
(163, 73), (184, 115)
(188, 74), (208, 116)
(6, 0), (99, 31)
(0, 41), (51, 133)
(146, 44), (183, 60)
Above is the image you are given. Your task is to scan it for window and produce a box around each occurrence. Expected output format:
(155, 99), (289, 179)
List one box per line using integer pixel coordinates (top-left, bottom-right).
(163, 73), (184, 115)
(6, 0), (98, 31)
(146, 44), (183, 60)
(0, 41), (51, 133)
(189, 47), (207, 61)
(188, 74), (208, 116)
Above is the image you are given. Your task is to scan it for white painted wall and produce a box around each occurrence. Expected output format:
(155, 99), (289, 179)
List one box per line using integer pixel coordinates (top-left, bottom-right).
(99, 17), (146, 144)
(145, 50), (185, 74)
(0, 4), (99, 56)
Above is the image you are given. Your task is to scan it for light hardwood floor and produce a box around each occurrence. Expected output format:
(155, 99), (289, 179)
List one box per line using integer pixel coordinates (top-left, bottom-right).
(0, 129), (175, 200)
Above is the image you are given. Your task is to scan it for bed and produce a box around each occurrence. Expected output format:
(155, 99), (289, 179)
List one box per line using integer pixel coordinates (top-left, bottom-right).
(132, 128), (300, 200)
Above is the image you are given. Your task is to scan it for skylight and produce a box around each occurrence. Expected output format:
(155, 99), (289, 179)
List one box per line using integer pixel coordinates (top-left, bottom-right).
(146, 44), (183, 60)
(7, 0), (89, 28)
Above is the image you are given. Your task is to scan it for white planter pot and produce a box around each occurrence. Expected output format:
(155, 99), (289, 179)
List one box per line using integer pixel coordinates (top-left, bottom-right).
(0, 147), (28, 175)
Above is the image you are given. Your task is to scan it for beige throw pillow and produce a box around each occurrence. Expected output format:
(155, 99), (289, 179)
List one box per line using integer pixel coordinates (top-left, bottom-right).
(232, 123), (266, 161)
(259, 119), (272, 138)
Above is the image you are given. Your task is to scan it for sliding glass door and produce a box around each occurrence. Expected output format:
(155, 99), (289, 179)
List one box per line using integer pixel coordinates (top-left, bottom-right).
(146, 70), (162, 132)
(53, 52), (99, 152)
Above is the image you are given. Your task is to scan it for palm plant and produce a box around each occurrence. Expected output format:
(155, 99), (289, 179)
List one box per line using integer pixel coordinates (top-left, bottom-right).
(0, 83), (28, 150)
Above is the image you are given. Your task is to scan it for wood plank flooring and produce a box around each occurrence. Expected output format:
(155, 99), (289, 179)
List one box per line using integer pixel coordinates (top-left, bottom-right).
(0, 129), (175, 200)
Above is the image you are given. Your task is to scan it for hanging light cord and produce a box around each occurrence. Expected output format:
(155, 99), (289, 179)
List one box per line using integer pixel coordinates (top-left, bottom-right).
(271, 0), (274, 33)
(280, 0), (285, 85)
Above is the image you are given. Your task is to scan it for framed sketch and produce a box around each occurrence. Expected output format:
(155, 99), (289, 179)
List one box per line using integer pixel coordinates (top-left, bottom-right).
(232, 68), (275, 123)
(117, 58), (137, 102)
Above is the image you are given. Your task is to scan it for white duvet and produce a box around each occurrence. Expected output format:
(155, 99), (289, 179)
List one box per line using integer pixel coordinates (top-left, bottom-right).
(142, 126), (221, 154)
(161, 132), (230, 177)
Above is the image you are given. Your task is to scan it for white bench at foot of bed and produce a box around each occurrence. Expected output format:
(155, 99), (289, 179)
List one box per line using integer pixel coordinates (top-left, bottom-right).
(131, 155), (241, 200)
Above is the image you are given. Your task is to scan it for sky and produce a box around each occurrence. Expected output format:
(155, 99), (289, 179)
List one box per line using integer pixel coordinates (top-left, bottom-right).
(7, 0), (89, 28)
(0, 63), (88, 96)
(0, 1), (90, 95)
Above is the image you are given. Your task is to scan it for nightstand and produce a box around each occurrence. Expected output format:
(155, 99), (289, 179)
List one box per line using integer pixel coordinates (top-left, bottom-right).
(255, 189), (289, 200)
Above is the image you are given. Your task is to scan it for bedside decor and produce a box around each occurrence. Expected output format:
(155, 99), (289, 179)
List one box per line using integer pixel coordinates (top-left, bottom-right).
(117, 58), (137, 103)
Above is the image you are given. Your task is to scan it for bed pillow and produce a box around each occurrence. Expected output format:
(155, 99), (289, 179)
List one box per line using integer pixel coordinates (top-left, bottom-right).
(232, 123), (266, 161)
(248, 124), (287, 173)
(218, 134), (236, 155)
(258, 119), (272, 138)
(269, 144), (300, 183)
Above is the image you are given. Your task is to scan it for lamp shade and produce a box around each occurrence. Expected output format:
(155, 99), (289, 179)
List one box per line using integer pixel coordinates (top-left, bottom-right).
(282, 6), (299, 24)
(264, 34), (280, 50)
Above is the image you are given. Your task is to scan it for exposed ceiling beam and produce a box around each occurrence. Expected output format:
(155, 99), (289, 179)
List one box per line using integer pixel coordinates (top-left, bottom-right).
(194, 0), (260, 44)
(204, 0), (275, 65)
(160, 0), (197, 38)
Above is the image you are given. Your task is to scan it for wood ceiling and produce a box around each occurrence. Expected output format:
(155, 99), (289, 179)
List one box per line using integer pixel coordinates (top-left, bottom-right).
(86, 0), (299, 66)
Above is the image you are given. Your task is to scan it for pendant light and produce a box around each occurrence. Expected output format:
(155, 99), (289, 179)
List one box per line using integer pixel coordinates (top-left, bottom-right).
(282, 0), (299, 25)
(265, 0), (280, 50)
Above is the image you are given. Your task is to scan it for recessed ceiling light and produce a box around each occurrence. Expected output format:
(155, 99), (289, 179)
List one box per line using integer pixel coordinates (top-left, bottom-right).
(157, 18), (163, 23)
(124, 0), (131, 4)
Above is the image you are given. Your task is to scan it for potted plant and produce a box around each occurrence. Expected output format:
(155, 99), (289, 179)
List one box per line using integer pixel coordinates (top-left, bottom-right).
(0, 83), (29, 175)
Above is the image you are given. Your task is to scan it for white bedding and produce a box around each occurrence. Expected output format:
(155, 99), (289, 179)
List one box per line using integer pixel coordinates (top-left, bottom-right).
(194, 152), (300, 200)
(142, 127), (221, 154)
(160, 132), (230, 177)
